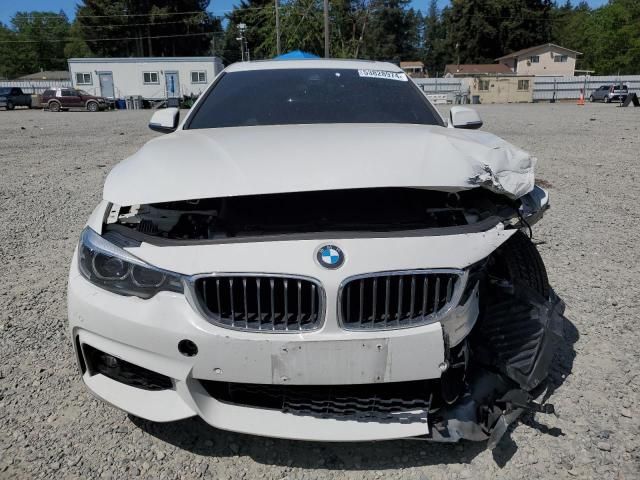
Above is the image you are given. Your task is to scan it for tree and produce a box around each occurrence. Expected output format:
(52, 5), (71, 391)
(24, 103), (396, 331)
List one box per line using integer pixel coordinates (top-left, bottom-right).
(10, 11), (72, 73)
(440, 0), (553, 66)
(221, 0), (423, 62)
(423, 0), (447, 75)
(361, 0), (421, 61)
(0, 24), (17, 78)
(551, 0), (640, 74)
(221, 0), (275, 62)
(76, 0), (222, 57)
(64, 20), (93, 59)
(215, 0), (640, 74)
(329, 0), (373, 59)
(579, 0), (640, 74)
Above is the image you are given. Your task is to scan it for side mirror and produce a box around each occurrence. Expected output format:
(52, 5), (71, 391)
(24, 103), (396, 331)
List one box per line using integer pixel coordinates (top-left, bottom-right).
(149, 107), (180, 133)
(450, 106), (483, 129)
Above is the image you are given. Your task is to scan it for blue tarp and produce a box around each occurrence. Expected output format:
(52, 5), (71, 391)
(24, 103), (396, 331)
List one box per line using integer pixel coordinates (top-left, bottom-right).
(274, 50), (320, 60)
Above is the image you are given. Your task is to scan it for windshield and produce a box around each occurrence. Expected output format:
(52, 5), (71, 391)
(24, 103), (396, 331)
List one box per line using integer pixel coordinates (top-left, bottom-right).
(187, 68), (443, 129)
(0, 88), (10, 96)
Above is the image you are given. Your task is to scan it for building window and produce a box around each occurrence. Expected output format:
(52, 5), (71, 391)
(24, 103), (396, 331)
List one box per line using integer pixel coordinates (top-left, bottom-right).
(143, 72), (159, 84)
(554, 55), (568, 63)
(191, 71), (207, 83)
(518, 79), (530, 91)
(478, 79), (490, 91)
(529, 55), (539, 63)
(75, 72), (92, 85)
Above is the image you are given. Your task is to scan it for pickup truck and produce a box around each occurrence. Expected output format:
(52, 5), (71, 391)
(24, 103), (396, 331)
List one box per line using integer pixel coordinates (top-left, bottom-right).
(0, 87), (32, 110)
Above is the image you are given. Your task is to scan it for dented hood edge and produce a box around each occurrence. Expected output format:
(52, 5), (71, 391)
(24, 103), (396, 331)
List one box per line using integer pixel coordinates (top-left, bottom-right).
(103, 123), (536, 206)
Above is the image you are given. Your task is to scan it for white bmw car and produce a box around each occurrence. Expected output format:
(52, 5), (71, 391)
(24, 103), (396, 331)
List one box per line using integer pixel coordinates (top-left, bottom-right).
(68, 59), (563, 445)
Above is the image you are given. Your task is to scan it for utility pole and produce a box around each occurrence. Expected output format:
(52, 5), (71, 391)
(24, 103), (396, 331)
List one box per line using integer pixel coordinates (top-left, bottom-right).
(323, 0), (329, 58)
(275, 0), (281, 56)
(237, 23), (247, 61)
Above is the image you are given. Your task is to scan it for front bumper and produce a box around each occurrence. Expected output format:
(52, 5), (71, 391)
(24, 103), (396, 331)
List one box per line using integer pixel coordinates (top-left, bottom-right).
(68, 225), (516, 441)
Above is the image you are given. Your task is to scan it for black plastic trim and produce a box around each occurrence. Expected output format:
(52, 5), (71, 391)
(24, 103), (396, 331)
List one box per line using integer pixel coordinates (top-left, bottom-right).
(104, 216), (504, 247)
(83, 344), (173, 391)
(75, 335), (86, 375)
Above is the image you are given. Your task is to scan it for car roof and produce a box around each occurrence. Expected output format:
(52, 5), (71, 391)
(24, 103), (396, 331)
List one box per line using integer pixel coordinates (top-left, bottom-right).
(224, 58), (404, 74)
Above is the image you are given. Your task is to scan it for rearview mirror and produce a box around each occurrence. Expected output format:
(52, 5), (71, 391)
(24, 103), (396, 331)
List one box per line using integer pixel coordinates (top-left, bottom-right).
(450, 106), (483, 129)
(149, 107), (180, 133)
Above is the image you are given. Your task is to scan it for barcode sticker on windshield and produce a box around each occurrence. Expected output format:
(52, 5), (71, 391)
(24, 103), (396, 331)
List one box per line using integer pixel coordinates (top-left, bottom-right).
(358, 69), (408, 82)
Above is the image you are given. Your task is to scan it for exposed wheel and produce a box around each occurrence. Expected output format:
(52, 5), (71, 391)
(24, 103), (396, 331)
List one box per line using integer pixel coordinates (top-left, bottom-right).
(86, 101), (98, 112)
(6, 101), (14, 110)
(604, 96), (611, 103)
(589, 95), (594, 102)
(49, 101), (61, 112)
(491, 231), (550, 297)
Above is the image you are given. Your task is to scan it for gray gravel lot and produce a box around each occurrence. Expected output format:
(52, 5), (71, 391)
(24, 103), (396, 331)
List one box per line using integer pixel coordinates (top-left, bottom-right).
(1, 103), (639, 479)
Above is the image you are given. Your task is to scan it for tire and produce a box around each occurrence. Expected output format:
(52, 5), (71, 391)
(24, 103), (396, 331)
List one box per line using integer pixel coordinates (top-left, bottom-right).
(604, 96), (611, 103)
(6, 101), (14, 110)
(49, 101), (61, 112)
(589, 95), (594, 102)
(491, 231), (550, 297)
(86, 101), (98, 112)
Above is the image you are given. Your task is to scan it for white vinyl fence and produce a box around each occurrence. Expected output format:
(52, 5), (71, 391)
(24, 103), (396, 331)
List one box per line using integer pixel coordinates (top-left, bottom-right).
(413, 78), (464, 94)
(0, 79), (71, 94)
(415, 75), (639, 103)
(412, 78), (465, 104)
(533, 75), (640, 101)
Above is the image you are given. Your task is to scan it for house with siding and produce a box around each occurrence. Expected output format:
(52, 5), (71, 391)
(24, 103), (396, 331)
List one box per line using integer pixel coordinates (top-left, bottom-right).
(442, 64), (533, 103)
(496, 43), (581, 76)
(400, 61), (427, 78)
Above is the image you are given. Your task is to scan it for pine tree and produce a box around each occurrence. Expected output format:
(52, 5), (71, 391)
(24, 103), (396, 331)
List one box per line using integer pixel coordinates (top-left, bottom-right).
(76, 0), (221, 57)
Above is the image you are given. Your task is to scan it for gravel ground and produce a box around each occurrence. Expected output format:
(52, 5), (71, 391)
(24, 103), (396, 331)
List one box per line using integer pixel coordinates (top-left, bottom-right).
(1, 103), (639, 480)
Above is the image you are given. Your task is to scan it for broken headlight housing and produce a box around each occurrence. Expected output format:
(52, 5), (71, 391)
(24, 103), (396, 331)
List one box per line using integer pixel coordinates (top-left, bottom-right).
(78, 227), (184, 299)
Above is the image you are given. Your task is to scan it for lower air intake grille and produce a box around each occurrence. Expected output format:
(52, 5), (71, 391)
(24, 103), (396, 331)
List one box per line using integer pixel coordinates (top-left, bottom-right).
(201, 380), (432, 423)
(193, 275), (324, 332)
(83, 344), (172, 391)
(339, 270), (465, 330)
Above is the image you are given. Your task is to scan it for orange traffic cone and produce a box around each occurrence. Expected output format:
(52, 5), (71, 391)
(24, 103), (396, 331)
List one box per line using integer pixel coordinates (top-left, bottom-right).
(577, 89), (585, 106)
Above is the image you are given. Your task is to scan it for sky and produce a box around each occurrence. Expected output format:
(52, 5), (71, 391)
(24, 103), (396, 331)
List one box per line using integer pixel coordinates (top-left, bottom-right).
(0, 0), (610, 25)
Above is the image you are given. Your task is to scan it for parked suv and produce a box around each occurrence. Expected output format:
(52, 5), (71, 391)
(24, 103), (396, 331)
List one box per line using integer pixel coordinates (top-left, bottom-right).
(42, 88), (107, 112)
(0, 87), (32, 110)
(590, 84), (629, 103)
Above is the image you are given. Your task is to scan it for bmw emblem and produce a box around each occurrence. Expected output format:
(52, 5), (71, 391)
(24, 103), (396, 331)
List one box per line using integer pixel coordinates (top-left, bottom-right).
(317, 244), (344, 269)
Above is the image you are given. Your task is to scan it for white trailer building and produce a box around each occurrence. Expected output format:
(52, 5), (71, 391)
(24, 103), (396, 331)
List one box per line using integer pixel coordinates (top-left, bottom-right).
(67, 57), (224, 101)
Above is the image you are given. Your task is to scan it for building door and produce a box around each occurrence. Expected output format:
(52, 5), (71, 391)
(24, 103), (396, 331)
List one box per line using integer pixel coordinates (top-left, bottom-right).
(98, 72), (114, 99)
(165, 72), (180, 98)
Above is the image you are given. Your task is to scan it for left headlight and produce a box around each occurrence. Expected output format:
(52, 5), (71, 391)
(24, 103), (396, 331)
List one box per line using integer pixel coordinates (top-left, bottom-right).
(78, 227), (184, 299)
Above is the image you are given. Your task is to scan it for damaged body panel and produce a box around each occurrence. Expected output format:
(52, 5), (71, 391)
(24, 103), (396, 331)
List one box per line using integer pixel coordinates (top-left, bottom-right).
(103, 122), (535, 207)
(68, 59), (562, 446)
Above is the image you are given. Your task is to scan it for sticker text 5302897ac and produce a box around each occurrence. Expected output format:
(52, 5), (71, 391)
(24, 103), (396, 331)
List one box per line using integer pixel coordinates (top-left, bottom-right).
(357, 69), (408, 82)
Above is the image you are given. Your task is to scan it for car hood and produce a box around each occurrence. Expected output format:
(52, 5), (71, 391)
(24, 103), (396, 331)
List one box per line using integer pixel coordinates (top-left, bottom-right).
(103, 123), (536, 206)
